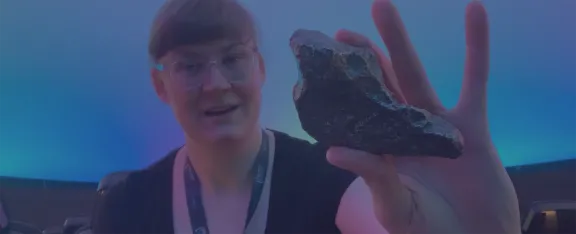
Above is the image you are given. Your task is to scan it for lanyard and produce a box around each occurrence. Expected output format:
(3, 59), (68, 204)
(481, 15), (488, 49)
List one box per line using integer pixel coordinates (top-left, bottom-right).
(184, 130), (269, 234)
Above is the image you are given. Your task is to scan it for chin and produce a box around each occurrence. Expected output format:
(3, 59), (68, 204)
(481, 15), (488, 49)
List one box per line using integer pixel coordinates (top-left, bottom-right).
(200, 124), (253, 143)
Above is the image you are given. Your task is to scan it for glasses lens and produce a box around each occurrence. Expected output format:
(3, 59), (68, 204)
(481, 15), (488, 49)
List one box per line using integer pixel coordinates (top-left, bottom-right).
(170, 60), (202, 86)
(223, 53), (255, 83)
(168, 50), (256, 87)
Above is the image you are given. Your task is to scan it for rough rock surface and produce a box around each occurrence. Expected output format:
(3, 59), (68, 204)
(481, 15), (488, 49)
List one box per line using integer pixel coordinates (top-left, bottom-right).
(289, 29), (464, 158)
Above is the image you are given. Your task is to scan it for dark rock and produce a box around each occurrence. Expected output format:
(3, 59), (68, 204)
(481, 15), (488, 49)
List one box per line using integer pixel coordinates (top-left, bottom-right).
(289, 29), (464, 158)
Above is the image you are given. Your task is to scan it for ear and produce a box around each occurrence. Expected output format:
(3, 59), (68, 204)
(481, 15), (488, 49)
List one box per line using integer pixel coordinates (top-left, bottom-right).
(151, 68), (170, 104)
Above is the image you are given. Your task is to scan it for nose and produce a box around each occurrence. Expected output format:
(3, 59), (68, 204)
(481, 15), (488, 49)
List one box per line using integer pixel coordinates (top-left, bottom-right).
(200, 62), (231, 92)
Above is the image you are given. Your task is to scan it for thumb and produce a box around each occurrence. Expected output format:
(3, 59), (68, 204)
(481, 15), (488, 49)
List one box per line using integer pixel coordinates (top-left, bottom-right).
(327, 147), (414, 233)
(326, 147), (397, 181)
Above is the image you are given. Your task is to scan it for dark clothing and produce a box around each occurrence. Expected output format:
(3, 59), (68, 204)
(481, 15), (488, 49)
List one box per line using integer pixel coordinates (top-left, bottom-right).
(92, 130), (357, 234)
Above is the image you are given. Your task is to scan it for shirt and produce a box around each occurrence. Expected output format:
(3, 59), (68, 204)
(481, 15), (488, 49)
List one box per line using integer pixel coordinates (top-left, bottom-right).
(92, 129), (357, 234)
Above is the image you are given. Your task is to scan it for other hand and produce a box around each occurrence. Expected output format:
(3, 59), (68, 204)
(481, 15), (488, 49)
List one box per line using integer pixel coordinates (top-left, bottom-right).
(327, 0), (521, 233)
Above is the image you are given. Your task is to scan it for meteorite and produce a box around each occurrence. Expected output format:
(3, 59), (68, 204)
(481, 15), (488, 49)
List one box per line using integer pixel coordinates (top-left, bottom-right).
(290, 29), (464, 158)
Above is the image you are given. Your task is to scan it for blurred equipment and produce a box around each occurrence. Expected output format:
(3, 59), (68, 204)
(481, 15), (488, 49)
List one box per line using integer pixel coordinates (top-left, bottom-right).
(40, 216), (91, 234)
(62, 217), (89, 234)
(0, 171), (132, 234)
(522, 200), (576, 234)
(1, 221), (42, 234)
(0, 199), (7, 232)
(0, 196), (42, 234)
(72, 226), (90, 234)
(41, 226), (62, 234)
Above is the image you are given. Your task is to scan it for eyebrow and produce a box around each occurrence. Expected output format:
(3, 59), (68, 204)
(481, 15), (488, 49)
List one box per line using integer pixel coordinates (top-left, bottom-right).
(173, 50), (203, 59)
(221, 42), (251, 53)
(171, 41), (253, 60)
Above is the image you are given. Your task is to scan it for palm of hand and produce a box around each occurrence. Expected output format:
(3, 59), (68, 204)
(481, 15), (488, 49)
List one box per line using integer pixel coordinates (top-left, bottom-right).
(327, 1), (520, 233)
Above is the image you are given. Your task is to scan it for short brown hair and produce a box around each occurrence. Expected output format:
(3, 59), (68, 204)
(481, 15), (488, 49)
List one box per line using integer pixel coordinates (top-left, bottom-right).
(148, 0), (257, 61)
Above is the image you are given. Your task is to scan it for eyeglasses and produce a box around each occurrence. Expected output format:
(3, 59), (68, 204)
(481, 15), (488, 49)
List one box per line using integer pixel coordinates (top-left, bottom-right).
(155, 49), (257, 88)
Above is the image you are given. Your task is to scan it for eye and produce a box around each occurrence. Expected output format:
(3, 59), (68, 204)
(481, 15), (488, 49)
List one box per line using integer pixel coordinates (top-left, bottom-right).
(184, 62), (201, 69)
(176, 60), (203, 73)
(222, 54), (243, 66)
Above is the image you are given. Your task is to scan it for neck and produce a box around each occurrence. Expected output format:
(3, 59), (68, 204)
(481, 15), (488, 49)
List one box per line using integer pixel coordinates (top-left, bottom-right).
(185, 127), (263, 194)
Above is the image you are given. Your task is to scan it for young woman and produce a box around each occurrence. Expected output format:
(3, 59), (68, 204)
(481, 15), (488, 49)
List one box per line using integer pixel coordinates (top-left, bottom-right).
(92, 0), (521, 233)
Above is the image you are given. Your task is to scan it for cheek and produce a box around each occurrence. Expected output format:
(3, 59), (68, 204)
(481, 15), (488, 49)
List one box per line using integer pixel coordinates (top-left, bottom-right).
(240, 82), (261, 101)
(234, 83), (262, 113)
(165, 78), (190, 97)
(165, 82), (196, 113)
(166, 79), (197, 98)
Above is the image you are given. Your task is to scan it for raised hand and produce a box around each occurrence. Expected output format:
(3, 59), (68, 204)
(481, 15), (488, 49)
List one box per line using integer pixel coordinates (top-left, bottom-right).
(327, 1), (521, 233)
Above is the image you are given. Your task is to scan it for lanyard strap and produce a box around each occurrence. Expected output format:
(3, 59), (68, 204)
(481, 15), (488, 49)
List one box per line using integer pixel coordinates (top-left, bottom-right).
(184, 130), (269, 234)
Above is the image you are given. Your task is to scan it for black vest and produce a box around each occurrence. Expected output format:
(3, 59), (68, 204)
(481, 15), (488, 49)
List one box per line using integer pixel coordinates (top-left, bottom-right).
(92, 130), (357, 234)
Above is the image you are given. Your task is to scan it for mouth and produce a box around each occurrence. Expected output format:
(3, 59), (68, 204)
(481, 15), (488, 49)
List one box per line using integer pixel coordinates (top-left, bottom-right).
(203, 105), (240, 117)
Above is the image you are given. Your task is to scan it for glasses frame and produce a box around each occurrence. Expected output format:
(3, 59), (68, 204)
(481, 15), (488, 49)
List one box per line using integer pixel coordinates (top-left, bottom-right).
(153, 47), (259, 88)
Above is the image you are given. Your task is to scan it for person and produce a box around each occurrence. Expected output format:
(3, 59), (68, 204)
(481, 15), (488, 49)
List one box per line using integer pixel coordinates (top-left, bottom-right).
(92, 0), (521, 233)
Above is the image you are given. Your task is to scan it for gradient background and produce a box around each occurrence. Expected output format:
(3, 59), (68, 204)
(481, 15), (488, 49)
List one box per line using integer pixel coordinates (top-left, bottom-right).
(0, 0), (574, 182)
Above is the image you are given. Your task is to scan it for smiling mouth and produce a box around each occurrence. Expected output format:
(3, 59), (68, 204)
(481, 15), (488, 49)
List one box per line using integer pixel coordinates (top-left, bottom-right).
(204, 105), (239, 117)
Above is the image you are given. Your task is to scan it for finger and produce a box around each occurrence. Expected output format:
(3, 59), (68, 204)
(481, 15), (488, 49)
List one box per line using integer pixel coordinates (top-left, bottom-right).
(372, 0), (444, 113)
(335, 29), (407, 103)
(456, 1), (490, 117)
(335, 29), (372, 47)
